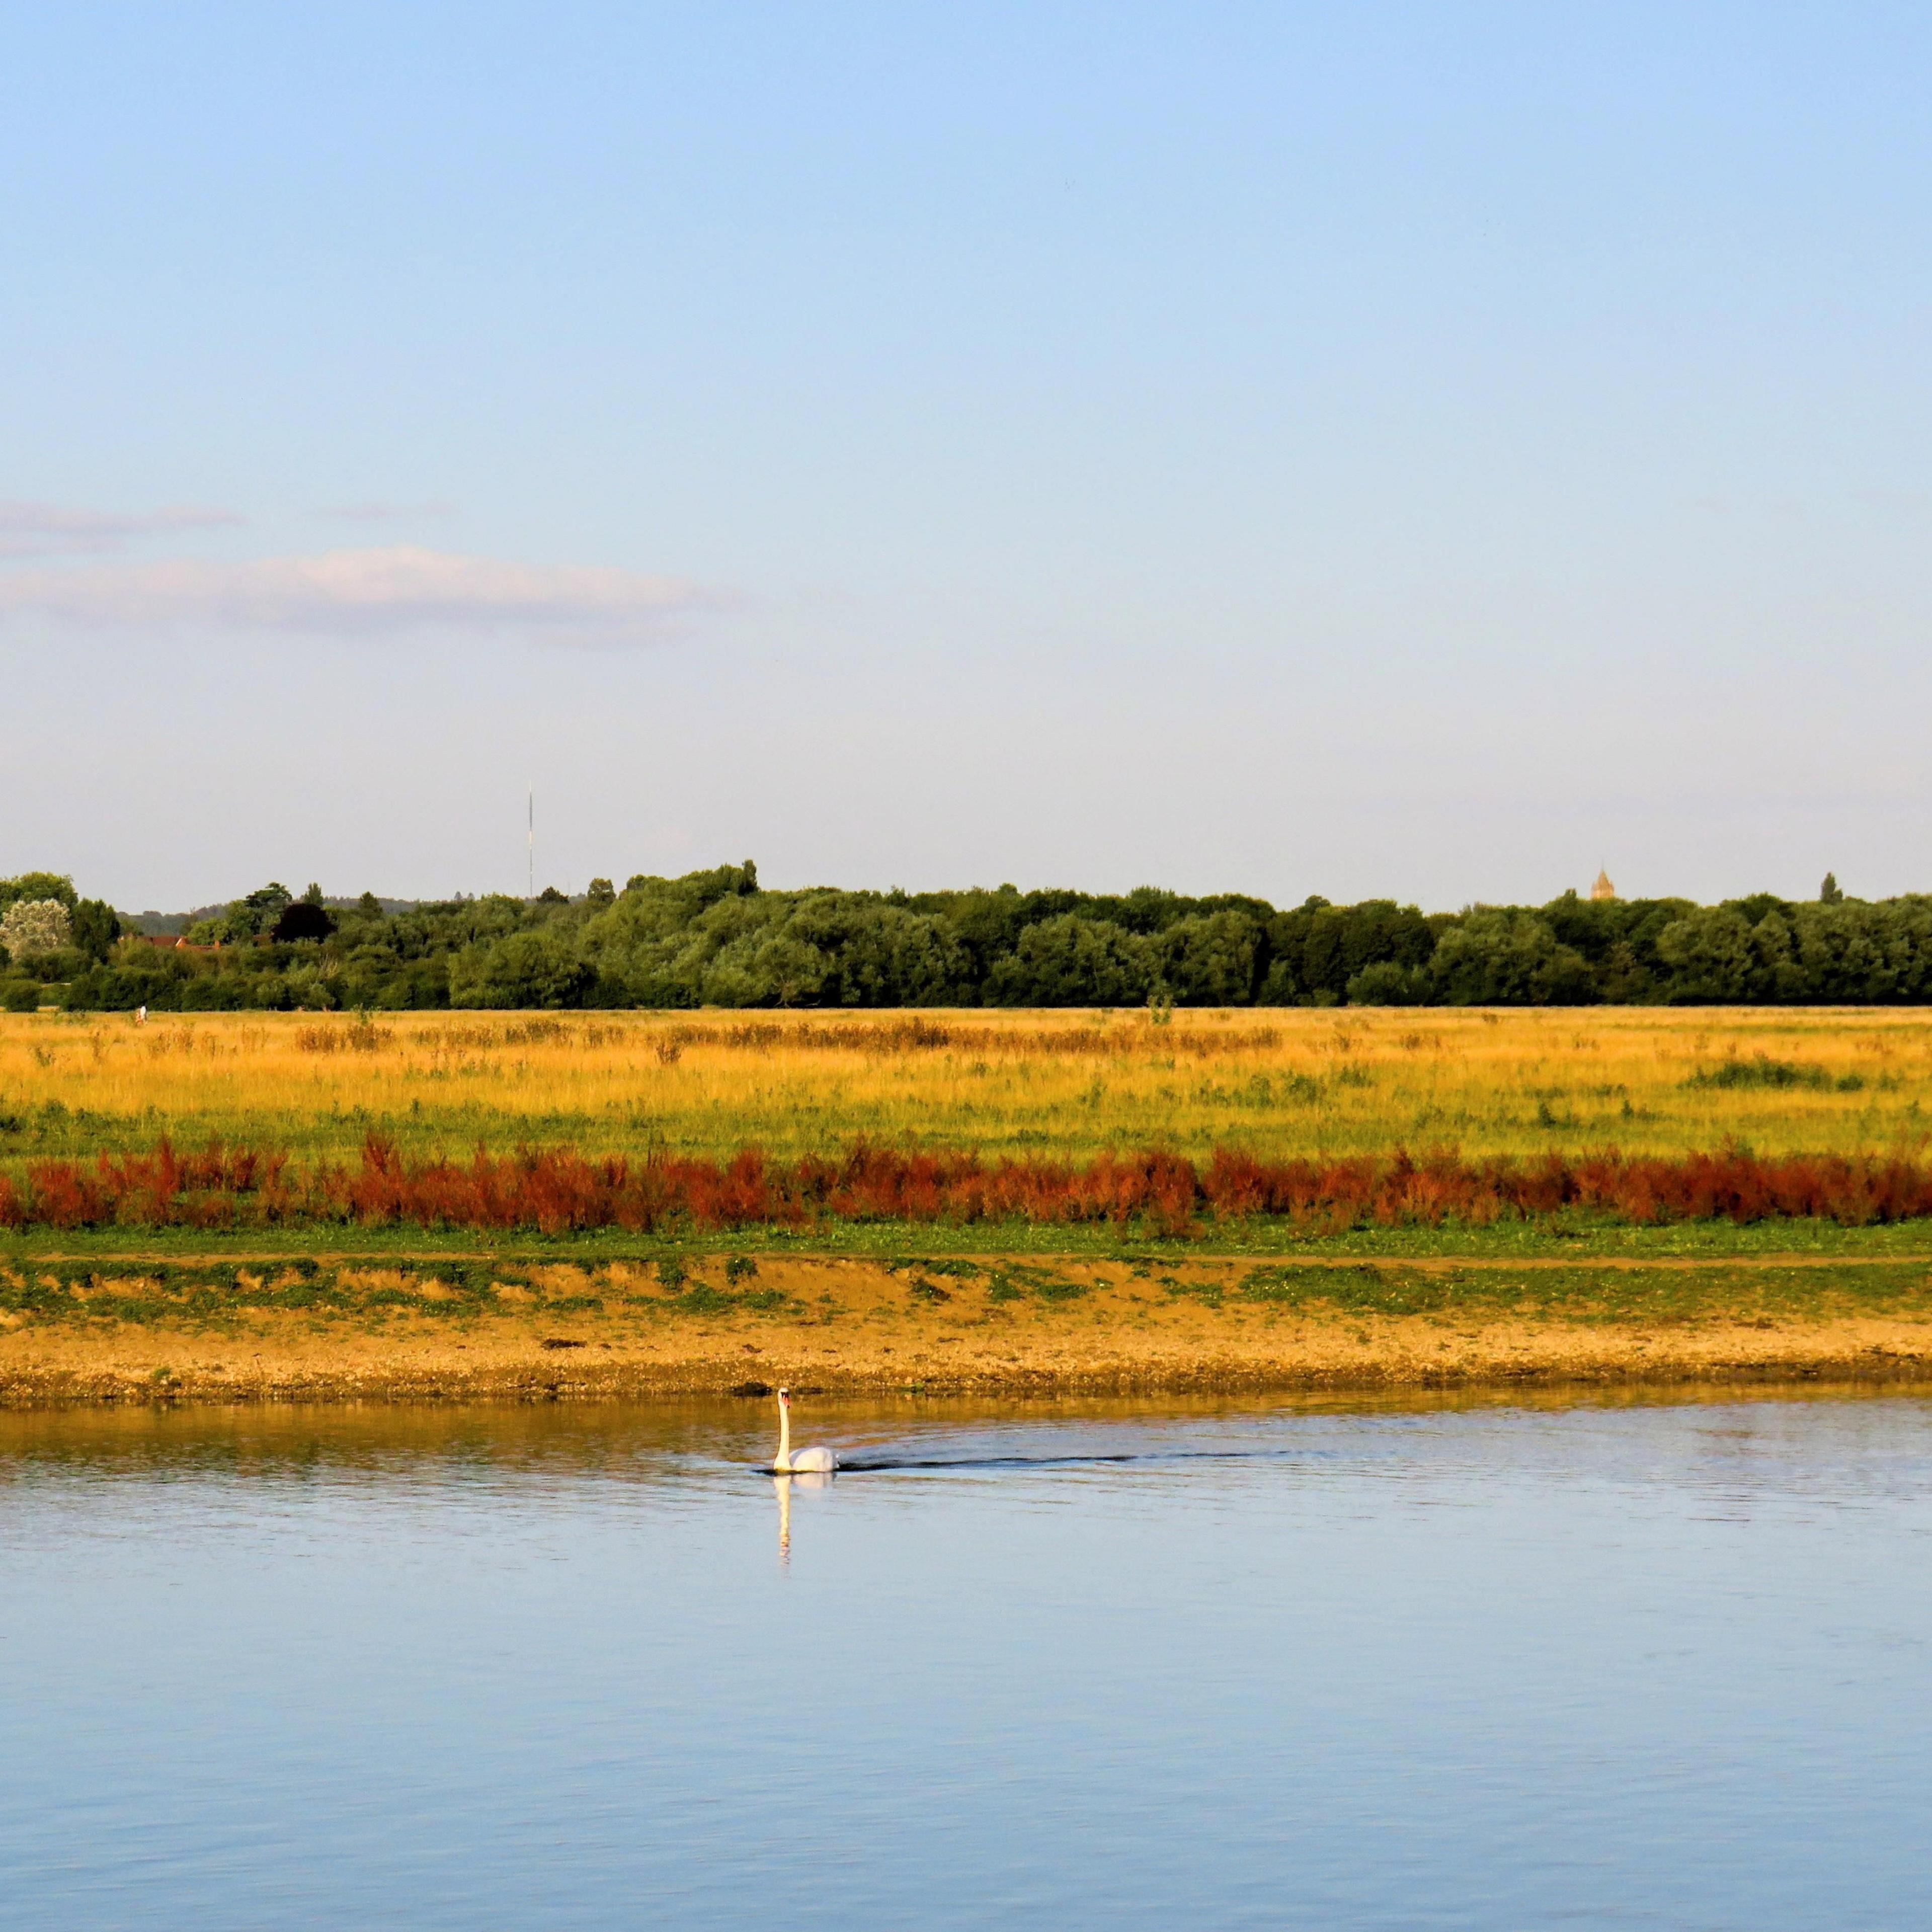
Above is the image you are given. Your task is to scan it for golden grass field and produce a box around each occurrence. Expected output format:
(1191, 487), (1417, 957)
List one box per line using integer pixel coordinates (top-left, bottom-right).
(3, 1005), (1929, 1162)
(13, 1007), (1932, 1404)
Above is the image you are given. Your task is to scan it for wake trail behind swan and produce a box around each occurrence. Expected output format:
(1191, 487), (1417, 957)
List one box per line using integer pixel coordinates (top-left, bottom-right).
(755, 1446), (1315, 1474)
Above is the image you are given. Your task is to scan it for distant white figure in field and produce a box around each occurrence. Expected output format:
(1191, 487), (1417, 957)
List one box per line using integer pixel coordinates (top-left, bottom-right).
(135, 1005), (146, 1025)
(772, 1386), (839, 1473)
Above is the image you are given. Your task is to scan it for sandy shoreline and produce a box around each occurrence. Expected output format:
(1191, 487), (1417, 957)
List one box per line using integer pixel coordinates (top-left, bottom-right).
(6, 1252), (1932, 1406)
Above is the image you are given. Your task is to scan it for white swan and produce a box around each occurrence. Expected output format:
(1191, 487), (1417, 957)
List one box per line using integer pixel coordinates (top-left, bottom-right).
(773, 1386), (839, 1473)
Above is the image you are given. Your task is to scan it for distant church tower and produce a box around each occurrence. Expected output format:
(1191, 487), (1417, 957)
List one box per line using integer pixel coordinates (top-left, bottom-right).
(1590, 868), (1617, 902)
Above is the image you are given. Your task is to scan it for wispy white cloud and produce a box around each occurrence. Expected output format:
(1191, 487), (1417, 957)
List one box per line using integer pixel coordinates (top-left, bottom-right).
(314, 500), (455, 522)
(0, 544), (717, 641)
(0, 499), (245, 558)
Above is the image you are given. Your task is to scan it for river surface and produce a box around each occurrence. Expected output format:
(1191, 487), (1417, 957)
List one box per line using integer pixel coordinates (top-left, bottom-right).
(4, 1387), (1930, 1929)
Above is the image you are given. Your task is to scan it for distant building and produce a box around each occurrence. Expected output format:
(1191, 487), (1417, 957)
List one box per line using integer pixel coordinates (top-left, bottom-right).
(1591, 869), (1617, 902)
(136, 933), (220, 954)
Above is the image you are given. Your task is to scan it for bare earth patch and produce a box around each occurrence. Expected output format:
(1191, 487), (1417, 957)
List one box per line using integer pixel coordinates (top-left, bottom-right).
(4, 1252), (1931, 1407)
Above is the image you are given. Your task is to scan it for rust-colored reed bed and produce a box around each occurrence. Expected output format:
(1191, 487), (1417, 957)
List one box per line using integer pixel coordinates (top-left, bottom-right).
(9, 1137), (1932, 1236)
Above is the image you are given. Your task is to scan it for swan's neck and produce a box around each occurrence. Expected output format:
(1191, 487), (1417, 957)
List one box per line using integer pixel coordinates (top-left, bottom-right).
(775, 1403), (791, 1472)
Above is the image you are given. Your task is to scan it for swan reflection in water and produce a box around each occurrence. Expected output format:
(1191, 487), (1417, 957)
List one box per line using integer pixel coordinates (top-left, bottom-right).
(771, 1468), (833, 1564)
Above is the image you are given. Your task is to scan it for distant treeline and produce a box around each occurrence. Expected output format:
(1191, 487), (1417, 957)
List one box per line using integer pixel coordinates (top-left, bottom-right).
(3, 863), (1929, 1012)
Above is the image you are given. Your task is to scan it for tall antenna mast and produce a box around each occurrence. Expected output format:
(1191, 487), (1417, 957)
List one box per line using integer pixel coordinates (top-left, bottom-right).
(527, 783), (534, 899)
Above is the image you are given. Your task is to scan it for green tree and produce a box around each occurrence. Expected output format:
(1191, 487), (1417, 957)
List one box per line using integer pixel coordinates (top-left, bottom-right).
(1156, 910), (1262, 1004)
(0, 899), (73, 960)
(448, 928), (596, 1008)
(1786, 900), (1932, 1003)
(787, 899), (974, 1006)
(1261, 899), (1434, 1003)
(0, 871), (77, 914)
(1345, 960), (1429, 1005)
(273, 900), (337, 942)
(986, 915), (1155, 1005)
(69, 898), (122, 962)
(700, 930), (830, 1007)
(1654, 908), (1757, 1001)
(221, 882), (293, 942)
(1429, 911), (1594, 1005)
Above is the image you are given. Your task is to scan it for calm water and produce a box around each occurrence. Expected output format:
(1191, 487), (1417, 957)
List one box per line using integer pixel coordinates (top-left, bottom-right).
(5, 1387), (1931, 1929)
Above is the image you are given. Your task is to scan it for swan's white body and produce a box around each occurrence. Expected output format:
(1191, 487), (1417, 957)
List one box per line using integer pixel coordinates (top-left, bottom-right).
(773, 1388), (839, 1473)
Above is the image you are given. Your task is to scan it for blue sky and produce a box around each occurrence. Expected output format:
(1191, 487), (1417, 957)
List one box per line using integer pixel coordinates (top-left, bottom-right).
(4, 3), (1929, 911)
